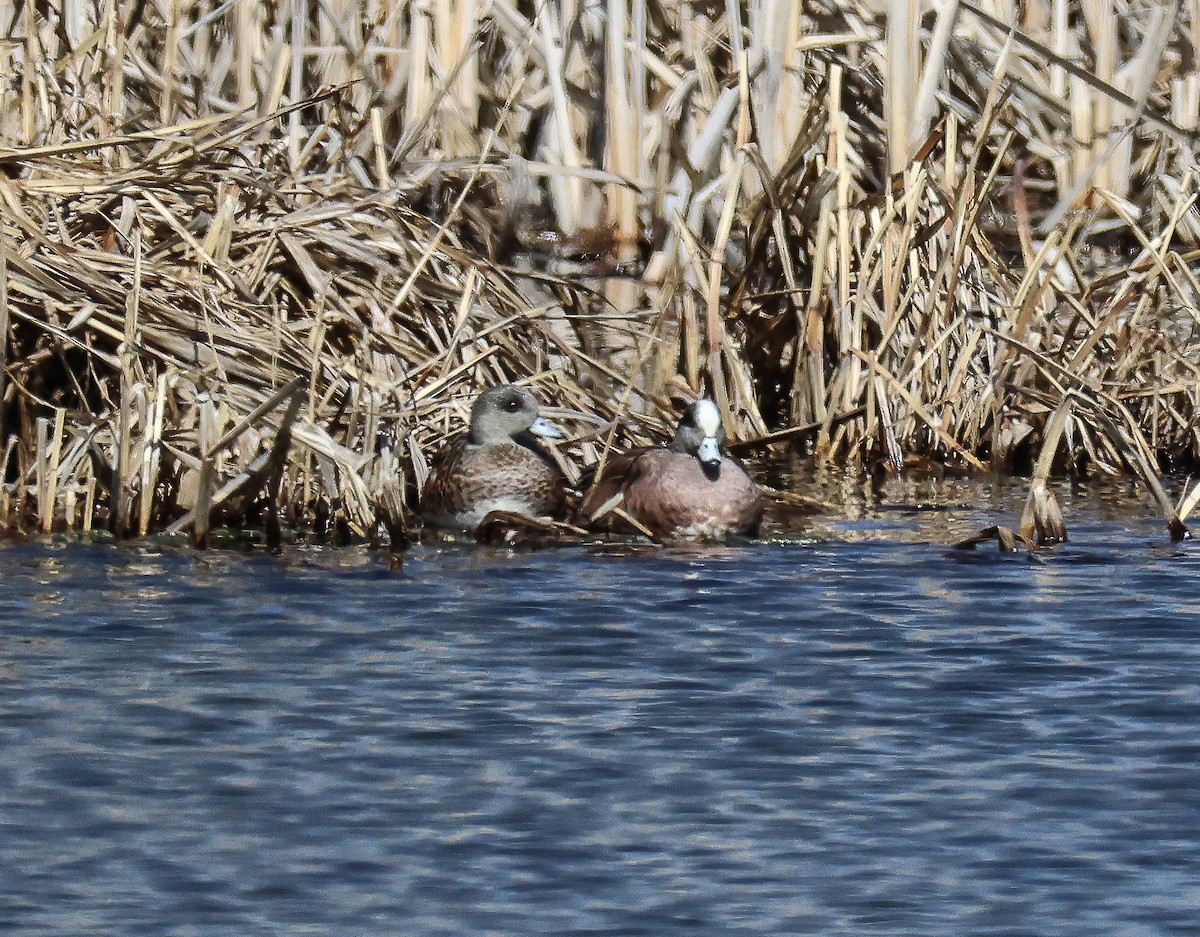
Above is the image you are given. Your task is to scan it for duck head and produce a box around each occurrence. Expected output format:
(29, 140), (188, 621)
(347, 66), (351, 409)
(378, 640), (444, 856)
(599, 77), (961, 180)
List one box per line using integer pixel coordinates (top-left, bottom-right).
(669, 398), (726, 477)
(468, 384), (563, 445)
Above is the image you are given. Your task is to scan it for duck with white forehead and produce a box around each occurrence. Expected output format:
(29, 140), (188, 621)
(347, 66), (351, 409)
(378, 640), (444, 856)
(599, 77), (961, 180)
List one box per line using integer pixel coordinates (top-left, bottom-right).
(580, 398), (763, 540)
(420, 384), (566, 532)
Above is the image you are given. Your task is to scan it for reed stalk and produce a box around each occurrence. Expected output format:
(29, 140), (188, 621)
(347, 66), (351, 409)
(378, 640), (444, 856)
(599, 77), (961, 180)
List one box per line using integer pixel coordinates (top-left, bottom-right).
(0, 0), (1194, 541)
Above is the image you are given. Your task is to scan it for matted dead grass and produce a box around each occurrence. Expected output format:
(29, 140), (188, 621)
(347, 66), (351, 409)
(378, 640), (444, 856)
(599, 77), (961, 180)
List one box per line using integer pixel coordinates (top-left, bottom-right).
(0, 1), (1198, 542)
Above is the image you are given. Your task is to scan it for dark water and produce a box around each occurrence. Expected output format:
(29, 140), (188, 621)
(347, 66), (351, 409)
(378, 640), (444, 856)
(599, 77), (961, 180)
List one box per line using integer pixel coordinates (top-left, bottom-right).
(2, 482), (1200, 936)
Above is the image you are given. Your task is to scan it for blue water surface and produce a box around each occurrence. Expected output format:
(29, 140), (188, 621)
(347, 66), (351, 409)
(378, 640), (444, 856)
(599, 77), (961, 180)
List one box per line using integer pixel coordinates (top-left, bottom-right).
(1, 487), (1199, 936)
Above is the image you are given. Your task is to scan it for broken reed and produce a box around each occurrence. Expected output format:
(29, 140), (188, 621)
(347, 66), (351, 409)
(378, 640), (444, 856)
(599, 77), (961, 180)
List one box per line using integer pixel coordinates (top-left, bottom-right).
(0, 0), (1198, 541)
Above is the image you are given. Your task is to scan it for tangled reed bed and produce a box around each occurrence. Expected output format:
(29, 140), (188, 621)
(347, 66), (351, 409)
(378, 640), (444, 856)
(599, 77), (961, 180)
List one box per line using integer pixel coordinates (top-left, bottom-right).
(1, 0), (1198, 543)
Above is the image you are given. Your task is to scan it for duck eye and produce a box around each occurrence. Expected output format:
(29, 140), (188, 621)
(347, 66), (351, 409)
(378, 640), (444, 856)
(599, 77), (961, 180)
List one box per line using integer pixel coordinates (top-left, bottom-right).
(504, 397), (521, 411)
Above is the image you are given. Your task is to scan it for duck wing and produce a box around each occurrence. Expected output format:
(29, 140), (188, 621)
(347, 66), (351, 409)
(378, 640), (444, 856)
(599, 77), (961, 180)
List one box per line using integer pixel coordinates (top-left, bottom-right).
(578, 447), (657, 522)
(418, 436), (469, 516)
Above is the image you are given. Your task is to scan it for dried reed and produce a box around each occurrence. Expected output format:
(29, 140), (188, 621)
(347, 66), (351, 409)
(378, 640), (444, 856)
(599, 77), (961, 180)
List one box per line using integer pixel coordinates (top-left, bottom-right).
(0, 1), (1197, 542)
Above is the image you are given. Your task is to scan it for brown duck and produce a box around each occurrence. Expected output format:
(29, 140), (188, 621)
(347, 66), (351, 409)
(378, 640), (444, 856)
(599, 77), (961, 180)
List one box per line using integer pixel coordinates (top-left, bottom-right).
(420, 384), (565, 532)
(581, 399), (763, 540)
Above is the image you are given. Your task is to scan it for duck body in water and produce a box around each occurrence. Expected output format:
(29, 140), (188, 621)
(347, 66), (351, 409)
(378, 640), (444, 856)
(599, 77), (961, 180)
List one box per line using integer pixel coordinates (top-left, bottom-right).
(581, 399), (763, 540)
(420, 384), (565, 532)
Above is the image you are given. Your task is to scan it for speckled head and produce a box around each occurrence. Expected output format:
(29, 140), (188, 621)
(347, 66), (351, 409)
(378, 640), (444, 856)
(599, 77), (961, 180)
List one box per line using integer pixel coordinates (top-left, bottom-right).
(669, 398), (726, 473)
(468, 384), (564, 446)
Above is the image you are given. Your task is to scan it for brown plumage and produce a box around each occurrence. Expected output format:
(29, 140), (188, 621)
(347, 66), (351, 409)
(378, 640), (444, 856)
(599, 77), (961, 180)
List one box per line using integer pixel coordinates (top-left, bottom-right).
(420, 385), (566, 532)
(580, 399), (763, 540)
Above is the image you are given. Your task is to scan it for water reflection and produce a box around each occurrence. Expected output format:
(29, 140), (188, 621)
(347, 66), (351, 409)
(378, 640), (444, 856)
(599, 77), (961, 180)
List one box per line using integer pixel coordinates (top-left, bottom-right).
(0, 480), (1198, 935)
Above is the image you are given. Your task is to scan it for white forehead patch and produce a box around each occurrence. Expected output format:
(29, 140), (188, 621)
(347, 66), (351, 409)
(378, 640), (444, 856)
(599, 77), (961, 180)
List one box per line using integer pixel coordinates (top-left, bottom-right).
(693, 399), (722, 437)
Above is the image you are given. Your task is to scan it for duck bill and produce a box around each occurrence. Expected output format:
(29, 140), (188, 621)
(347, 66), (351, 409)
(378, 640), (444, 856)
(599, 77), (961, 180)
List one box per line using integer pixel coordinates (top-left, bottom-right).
(528, 416), (564, 439)
(698, 435), (722, 467)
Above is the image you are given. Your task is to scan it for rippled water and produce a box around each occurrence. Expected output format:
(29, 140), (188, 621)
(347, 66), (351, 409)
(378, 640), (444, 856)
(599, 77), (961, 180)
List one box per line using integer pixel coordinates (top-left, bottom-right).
(2, 481), (1199, 936)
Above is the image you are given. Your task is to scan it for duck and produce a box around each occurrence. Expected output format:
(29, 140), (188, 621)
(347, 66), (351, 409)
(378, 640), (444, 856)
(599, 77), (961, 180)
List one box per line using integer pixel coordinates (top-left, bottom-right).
(580, 398), (763, 540)
(420, 384), (566, 532)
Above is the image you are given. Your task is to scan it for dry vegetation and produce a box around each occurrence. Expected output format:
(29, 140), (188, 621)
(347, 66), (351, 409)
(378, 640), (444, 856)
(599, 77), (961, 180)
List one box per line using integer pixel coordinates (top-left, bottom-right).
(0, 0), (1198, 543)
